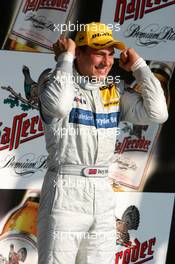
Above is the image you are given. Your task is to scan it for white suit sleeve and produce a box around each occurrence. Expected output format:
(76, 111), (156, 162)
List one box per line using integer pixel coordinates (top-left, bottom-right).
(120, 62), (168, 125)
(39, 52), (75, 119)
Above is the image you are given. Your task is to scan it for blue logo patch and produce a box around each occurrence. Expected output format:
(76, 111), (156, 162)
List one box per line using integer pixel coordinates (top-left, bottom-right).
(69, 108), (119, 128)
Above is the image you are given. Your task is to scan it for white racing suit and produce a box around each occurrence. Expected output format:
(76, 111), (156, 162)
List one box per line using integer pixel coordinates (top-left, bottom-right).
(37, 52), (168, 264)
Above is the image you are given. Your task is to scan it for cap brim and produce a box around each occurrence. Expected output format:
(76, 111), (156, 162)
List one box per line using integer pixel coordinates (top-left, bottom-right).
(113, 41), (126, 50)
(89, 39), (126, 50)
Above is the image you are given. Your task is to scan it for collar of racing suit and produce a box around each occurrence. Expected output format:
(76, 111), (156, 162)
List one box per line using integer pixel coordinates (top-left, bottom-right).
(73, 63), (108, 91)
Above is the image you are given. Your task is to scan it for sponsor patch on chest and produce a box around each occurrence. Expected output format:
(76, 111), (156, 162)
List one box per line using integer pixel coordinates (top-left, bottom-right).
(74, 96), (86, 104)
(100, 83), (120, 108)
(69, 108), (119, 128)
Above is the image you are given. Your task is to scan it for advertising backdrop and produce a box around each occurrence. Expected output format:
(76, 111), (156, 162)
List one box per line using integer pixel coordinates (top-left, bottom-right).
(0, 0), (175, 263)
(0, 51), (54, 189)
(114, 192), (174, 264)
(101, 0), (175, 61)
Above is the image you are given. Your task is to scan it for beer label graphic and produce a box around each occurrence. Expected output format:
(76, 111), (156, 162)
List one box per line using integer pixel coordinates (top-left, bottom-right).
(0, 232), (38, 263)
(109, 61), (174, 191)
(109, 121), (160, 190)
(3, 0), (75, 51)
(0, 191), (39, 263)
(100, 0), (175, 61)
(0, 51), (54, 189)
(114, 192), (174, 264)
(113, 0), (175, 25)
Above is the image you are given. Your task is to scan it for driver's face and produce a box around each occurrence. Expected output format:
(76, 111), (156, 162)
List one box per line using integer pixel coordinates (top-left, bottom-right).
(76, 46), (115, 81)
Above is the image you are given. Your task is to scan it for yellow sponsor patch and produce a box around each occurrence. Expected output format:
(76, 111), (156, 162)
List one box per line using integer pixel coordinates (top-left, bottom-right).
(100, 84), (120, 108)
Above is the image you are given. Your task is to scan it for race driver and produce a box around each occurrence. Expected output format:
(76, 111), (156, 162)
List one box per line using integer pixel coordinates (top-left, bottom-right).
(37, 22), (168, 264)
